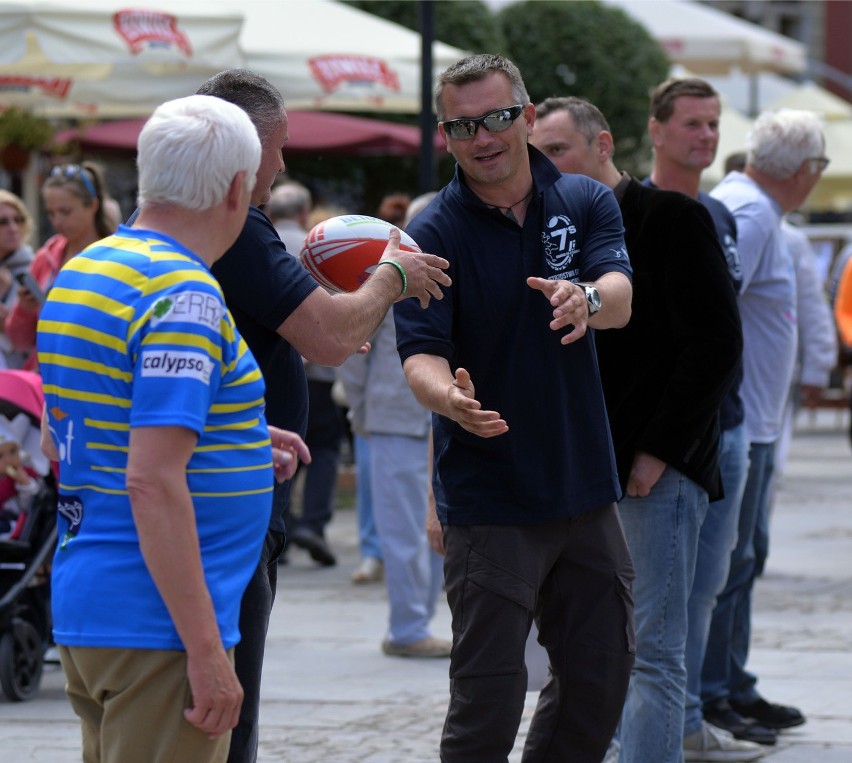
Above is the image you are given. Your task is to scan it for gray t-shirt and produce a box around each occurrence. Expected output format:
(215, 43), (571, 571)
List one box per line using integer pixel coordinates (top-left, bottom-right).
(711, 172), (797, 443)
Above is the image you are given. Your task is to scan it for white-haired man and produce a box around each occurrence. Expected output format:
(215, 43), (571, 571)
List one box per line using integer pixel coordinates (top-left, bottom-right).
(38, 95), (309, 763)
(703, 109), (828, 739)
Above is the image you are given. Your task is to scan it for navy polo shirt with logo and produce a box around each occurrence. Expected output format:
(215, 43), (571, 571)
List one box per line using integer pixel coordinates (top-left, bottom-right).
(395, 147), (632, 526)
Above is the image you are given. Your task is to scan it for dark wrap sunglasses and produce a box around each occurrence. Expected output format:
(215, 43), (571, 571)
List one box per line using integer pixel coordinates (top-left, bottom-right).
(441, 104), (525, 141)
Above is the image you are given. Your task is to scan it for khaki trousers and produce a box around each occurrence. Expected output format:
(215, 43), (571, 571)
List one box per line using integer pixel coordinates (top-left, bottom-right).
(59, 645), (233, 763)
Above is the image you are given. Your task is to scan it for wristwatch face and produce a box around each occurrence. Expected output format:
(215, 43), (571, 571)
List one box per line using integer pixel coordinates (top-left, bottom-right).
(584, 285), (601, 315)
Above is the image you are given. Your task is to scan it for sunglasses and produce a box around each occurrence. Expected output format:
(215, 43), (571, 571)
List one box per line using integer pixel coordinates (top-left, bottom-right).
(0, 215), (24, 227)
(807, 156), (830, 173)
(50, 164), (97, 198)
(441, 104), (525, 141)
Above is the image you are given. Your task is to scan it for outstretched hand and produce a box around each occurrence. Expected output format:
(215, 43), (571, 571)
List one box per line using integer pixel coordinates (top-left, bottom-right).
(527, 277), (588, 344)
(446, 368), (508, 438)
(380, 228), (452, 309)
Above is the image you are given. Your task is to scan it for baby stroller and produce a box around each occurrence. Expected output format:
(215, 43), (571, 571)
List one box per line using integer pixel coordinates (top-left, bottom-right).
(0, 370), (56, 702)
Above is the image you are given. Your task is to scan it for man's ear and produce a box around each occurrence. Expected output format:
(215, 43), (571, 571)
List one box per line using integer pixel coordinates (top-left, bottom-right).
(648, 117), (662, 148)
(437, 123), (453, 155)
(596, 130), (615, 163)
(523, 102), (536, 137)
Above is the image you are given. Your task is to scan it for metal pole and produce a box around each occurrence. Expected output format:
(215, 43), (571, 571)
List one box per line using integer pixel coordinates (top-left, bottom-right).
(419, 0), (436, 194)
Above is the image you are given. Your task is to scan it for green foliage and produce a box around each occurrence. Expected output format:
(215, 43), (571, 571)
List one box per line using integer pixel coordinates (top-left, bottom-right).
(0, 107), (55, 150)
(289, 2), (495, 206)
(498, 0), (670, 173)
(298, 1), (669, 203)
(343, 0), (505, 54)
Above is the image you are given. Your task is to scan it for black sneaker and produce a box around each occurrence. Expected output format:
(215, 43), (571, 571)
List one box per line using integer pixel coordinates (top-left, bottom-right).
(290, 526), (337, 567)
(729, 697), (806, 730)
(703, 700), (777, 746)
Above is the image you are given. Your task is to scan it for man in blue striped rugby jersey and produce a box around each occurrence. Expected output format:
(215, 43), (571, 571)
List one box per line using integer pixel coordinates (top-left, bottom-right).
(38, 95), (309, 763)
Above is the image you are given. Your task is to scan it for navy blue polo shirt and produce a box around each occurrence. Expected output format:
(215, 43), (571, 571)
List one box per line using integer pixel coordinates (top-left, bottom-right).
(395, 147), (632, 526)
(212, 205), (318, 531)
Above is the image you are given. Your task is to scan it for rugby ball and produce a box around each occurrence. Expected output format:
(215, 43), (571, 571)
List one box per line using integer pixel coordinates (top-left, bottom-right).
(300, 214), (421, 293)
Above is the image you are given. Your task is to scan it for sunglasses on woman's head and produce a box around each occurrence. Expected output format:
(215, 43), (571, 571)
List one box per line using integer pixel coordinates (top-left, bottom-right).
(50, 164), (97, 198)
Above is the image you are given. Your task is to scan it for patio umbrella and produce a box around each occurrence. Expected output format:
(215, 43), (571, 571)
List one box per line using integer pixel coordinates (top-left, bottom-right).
(0, 1), (245, 116)
(219, 0), (468, 114)
(54, 111), (445, 157)
(0, 0), (469, 118)
(604, 0), (807, 76)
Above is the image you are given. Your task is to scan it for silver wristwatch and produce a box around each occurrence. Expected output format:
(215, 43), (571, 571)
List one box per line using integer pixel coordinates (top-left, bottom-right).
(579, 283), (601, 316)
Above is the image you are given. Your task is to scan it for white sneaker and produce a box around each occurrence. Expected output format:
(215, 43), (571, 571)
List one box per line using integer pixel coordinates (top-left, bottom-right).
(351, 557), (383, 584)
(683, 721), (765, 762)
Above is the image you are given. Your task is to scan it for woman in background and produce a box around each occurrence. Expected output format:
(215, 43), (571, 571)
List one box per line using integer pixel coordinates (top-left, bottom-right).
(0, 190), (35, 368)
(6, 162), (115, 369)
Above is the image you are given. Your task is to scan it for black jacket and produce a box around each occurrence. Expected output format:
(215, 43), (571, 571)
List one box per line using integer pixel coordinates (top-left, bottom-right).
(595, 177), (742, 500)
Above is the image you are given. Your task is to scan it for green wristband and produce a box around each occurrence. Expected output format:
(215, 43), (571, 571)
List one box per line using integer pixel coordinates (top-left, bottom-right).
(376, 260), (407, 297)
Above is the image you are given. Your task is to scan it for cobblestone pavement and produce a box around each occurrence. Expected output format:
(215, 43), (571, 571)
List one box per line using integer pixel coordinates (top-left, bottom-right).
(1, 411), (850, 762)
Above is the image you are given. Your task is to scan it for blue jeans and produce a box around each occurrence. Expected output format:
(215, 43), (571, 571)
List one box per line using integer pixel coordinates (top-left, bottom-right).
(617, 467), (708, 763)
(369, 433), (442, 645)
(353, 435), (382, 561)
(683, 424), (749, 735)
(702, 441), (775, 707)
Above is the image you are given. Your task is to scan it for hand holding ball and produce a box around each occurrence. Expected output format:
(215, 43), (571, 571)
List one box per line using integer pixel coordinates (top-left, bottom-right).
(300, 215), (421, 294)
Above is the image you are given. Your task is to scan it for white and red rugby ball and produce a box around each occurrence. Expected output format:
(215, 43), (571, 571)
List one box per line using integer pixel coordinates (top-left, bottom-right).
(300, 214), (421, 293)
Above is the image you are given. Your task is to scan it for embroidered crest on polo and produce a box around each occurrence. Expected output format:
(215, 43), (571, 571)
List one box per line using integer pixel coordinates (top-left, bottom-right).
(542, 214), (580, 272)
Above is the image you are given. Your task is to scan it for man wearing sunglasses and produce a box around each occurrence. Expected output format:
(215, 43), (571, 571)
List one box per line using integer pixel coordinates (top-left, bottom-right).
(395, 54), (635, 762)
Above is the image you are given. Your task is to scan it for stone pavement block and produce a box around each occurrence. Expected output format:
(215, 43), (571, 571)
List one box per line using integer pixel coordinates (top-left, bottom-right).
(2, 411), (849, 762)
(763, 744), (852, 762)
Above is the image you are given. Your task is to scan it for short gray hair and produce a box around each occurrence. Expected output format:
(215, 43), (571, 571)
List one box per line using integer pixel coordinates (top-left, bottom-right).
(435, 54), (529, 121)
(746, 109), (825, 179)
(196, 69), (286, 142)
(535, 96), (611, 144)
(137, 95), (260, 211)
(266, 182), (312, 221)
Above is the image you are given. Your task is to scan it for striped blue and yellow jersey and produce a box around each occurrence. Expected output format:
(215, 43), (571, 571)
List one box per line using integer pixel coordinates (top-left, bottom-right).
(38, 225), (272, 650)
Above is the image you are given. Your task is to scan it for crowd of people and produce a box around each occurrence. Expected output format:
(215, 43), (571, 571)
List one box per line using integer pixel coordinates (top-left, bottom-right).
(1, 48), (846, 763)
